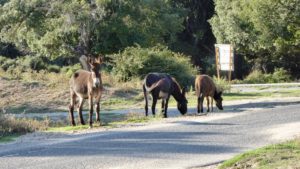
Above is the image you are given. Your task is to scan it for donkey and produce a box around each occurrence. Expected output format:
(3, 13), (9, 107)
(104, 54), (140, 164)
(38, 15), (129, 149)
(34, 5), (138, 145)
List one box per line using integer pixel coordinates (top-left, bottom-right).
(143, 73), (187, 118)
(68, 55), (103, 127)
(195, 75), (223, 113)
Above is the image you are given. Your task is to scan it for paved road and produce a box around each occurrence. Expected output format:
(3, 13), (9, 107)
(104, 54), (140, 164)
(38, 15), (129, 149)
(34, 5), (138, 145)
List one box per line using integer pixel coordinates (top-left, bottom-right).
(1, 103), (300, 169)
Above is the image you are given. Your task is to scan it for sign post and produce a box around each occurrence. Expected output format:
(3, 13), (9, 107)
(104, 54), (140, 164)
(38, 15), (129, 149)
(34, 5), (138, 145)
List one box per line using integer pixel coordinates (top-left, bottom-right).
(215, 44), (234, 81)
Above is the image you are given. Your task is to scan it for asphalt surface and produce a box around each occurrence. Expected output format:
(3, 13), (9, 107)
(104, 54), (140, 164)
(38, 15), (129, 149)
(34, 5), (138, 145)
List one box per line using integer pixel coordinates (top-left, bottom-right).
(1, 103), (300, 169)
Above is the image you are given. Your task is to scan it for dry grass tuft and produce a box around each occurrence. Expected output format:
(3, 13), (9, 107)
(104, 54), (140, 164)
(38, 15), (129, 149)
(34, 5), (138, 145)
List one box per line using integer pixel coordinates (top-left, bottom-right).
(0, 113), (50, 136)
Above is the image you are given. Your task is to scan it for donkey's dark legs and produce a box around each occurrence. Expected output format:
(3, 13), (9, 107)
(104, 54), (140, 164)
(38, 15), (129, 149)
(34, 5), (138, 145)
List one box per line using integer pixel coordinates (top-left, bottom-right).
(197, 95), (204, 113)
(143, 85), (149, 116)
(163, 97), (169, 118)
(197, 97), (200, 113)
(77, 97), (85, 125)
(161, 99), (165, 117)
(151, 96), (157, 116)
(88, 96), (94, 128)
(206, 97), (210, 112)
(69, 92), (76, 126)
(95, 102), (100, 122)
(211, 98), (214, 112)
(95, 95), (101, 123)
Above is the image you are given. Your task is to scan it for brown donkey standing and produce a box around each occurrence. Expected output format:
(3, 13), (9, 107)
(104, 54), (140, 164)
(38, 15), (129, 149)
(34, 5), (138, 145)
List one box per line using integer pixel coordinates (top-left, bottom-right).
(69, 55), (103, 127)
(195, 75), (223, 113)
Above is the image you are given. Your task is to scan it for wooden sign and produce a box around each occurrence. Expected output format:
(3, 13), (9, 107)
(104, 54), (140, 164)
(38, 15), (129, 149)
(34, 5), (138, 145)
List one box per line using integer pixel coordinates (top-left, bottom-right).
(215, 44), (234, 80)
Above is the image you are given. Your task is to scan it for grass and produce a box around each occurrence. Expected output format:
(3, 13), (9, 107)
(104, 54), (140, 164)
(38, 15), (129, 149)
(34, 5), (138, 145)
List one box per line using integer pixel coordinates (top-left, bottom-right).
(219, 139), (300, 169)
(0, 134), (21, 143)
(46, 111), (160, 132)
(167, 89), (300, 107)
(47, 125), (91, 132)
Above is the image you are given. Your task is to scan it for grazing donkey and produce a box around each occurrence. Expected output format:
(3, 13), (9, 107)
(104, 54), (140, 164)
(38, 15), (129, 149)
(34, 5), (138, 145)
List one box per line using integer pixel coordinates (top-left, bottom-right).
(143, 73), (187, 118)
(69, 55), (103, 127)
(195, 75), (223, 113)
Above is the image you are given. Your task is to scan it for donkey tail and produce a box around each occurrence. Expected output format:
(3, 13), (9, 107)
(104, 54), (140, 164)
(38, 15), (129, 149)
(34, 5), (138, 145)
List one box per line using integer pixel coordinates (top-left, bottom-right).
(143, 77), (158, 92)
(143, 84), (149, 116)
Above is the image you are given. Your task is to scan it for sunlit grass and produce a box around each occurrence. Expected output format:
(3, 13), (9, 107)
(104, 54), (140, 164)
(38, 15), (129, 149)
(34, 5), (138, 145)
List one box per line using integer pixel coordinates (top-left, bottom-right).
(47, 125), (91, 132)
(0, 134), (21, 143)
(219, 139), (300, 169)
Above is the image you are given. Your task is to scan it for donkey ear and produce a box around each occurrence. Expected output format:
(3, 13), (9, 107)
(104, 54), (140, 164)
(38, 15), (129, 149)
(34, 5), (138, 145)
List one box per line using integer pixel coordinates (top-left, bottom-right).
(219, 91), (223, 96)
(96, 55), (104, 64)
(87, 55), (93, 64)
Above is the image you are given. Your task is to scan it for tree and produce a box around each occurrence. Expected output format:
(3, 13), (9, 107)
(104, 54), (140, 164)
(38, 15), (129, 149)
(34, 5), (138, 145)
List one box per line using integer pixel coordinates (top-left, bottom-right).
(0, 0), (185, 61)
(210, 0), (300, 77)
(0, 0), (106, 59)
(170, 0), (216, 72)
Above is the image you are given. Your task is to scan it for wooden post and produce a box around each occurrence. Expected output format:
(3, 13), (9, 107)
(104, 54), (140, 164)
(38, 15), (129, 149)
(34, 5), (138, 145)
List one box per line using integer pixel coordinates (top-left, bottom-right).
(215, 46), (220, 80)
(228, 45), (233, 82)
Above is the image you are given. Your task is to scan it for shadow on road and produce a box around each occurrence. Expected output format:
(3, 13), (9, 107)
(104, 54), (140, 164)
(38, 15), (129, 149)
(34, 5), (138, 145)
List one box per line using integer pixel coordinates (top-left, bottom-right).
(0, 130), (239, 158)
(185, 100), (300, 115)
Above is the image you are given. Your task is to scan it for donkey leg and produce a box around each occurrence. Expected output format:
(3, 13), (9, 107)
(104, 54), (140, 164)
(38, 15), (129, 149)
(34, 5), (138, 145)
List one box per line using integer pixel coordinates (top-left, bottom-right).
(151, 96), (157, 116)
(69, 92), (76, 126)
(77, 97), (85, 125)
(197, 97), (201, 113)
(163, 97), (170, 118)
(143, 85), (149, 116)
(211, 97), (214, 112)
(95, 102), (100, 122)
(200, 95), (204, 113)
(88, 96), (94, 128)
(206, 97), (210, 112)
(161, 99), (165, 117)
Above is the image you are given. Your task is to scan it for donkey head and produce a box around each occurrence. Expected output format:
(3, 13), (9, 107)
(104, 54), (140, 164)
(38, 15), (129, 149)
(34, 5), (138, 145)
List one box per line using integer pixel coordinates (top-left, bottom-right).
(177, 87), (188, 115)
(88, 55), (103, 88)
(214, 91), (223, 110)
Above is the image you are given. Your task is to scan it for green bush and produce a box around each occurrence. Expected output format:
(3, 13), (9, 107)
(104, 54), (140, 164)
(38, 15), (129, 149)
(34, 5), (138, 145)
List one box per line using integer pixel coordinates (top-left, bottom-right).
(1, 58), (17, 71)
(61, 64), (82, 77)
(213, 76), (231, 92)
(17, 55), (46, 71)
(46, 65), (61, 73)
(0, 56), (8, 65)
(243, 69), (291, 84)
(271, 68), (291, 83)
(111, 45), (197, 87)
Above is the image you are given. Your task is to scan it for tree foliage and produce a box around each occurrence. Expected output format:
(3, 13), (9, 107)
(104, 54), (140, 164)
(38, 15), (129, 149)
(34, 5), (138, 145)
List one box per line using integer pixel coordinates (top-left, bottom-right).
(0, 0), (184, 59)
(111, 45), (197, 86)
(210, 0), (300, 76)
(170, 0), (215, 70)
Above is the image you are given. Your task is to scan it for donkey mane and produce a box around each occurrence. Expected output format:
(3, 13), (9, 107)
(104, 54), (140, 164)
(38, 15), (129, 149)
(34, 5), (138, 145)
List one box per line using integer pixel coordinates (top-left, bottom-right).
(170, 78), (185, 102)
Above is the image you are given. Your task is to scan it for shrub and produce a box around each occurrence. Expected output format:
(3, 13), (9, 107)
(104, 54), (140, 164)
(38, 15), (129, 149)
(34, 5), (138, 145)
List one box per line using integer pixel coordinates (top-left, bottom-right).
(0, 113), (50, 136)
(0, 56), (8, 65)
(17, 55), (46, 71)
(1, 58), (16, 71)
(243, 68), (292, 84)
(243, 70), (268, 84)
(111, 45), (197, 87)
(61, 64), (82, 77)
(213, 76), (231, 92)
(46, 65), (61, 73)
(271, 68), (291, 83)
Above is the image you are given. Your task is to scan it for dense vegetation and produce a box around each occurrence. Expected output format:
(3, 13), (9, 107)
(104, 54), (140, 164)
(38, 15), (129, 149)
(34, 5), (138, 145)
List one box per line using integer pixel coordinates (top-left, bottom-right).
(210, 0), (300, 78)
(0, 0), (299, 83)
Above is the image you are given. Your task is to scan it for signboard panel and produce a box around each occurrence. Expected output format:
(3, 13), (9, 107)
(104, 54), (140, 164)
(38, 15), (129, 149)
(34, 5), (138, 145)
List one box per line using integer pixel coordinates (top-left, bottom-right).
(215, 44), (234, 71)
